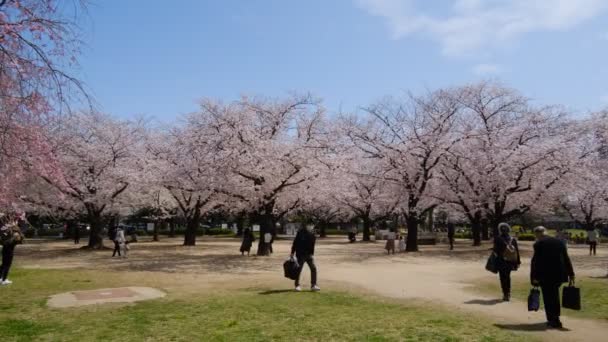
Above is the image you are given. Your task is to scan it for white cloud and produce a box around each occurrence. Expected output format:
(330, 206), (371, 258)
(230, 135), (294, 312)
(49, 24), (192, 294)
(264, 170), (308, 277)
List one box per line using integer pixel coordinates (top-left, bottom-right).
(472, 63), (502, 76)
(356, 0), (608, 56)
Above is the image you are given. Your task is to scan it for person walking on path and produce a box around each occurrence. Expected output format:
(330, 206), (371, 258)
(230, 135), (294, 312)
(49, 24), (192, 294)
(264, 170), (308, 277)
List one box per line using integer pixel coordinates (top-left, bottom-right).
(109, 225), (121, 257)
(291, 225), (320, 292)
(587, 228), (599, 256)
(492, 223), (521, 301)
(385, 228), (396, 255)
(115, 226), (128, 258)
(240, 228), (255, 256)
(447, 222), (455, 250)
(68, 220), (80, 245)
(1, 215), (24, 286)
(398, 235), (406, 253)
(531, 226), (575, 329)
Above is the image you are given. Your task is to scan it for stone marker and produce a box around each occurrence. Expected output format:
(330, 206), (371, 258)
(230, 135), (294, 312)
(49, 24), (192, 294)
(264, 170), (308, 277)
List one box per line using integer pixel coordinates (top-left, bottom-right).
(48, 287), (165, 308)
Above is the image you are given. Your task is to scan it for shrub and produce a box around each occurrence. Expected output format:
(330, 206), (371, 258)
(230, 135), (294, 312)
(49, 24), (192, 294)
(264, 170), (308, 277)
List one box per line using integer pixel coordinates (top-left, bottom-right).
(204, 228), (234, 236)
(454, 232), (472, 239)
(517, 233), (536, 241)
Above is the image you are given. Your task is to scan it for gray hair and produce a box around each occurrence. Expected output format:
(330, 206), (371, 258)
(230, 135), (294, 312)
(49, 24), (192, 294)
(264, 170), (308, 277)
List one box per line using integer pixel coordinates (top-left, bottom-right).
(498, 222), (511, 234)
(533, 226), (547, 234)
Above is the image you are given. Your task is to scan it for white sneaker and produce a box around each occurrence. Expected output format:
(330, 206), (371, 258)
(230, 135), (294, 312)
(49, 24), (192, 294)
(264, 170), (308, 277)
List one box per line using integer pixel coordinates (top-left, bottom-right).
(311, 285), (321, 292)
(295, 286), (302, 292)
(1, 279), (12, 285)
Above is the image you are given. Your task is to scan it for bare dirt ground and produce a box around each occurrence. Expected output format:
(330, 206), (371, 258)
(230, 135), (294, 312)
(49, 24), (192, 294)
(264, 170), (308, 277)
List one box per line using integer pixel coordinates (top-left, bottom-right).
(14, 236), (608, 341)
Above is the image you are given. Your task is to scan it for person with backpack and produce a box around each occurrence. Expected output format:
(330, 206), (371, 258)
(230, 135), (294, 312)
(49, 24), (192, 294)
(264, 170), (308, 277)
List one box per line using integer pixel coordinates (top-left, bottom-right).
(291, 225), (320, 292)
(492, 223), (521, 301)
(1, 214), (24, 286)
(531, 226), (575, 329)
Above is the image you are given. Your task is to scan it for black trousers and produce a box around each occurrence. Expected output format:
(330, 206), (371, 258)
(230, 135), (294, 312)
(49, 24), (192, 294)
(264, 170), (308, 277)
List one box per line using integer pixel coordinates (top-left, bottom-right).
(448, 237), (454, 250)
(295, 254), (317, 287)
(1, 244), (16, 281)
(498, 268), (511, 296)
(112, 241), (121, 257)
(541, 283), (561, 323)
(589, 242), (597, 255)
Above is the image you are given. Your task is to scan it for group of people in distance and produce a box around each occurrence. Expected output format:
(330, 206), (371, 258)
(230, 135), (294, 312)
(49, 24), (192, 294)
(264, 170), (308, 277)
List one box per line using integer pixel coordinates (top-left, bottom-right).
(492, 223), (575, 329)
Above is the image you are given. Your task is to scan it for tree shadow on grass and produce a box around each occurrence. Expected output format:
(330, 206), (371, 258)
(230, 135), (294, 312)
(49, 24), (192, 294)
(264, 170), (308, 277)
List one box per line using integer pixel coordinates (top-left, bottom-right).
(494, 323), (570, 332)
(464, 298), (503, 306)
(258, 289), (295, 295)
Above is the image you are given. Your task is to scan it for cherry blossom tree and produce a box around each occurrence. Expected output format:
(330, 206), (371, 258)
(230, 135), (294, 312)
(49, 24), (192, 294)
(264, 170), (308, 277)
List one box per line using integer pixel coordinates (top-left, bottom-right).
(555, 113), (608, 230)
(328, 149), (401, 241)
(24, 111), (145, 248)
(144, 121), (229, 246)
(343, 89), (460, 251)
(439, 82), (572, 241)
(198, 94), (328, 255)
(0, 0), (89, 205)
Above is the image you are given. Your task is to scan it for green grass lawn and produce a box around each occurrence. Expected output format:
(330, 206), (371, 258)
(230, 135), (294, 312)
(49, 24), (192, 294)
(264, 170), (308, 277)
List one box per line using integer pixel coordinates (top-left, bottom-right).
(471, 276), (608, 321)
(0, 268), (537, 342)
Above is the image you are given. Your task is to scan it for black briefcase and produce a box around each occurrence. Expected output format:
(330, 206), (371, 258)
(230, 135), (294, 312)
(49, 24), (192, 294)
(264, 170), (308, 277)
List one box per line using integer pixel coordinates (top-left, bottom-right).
(562, 281), (581, 311)
(528, 287), (540, 311)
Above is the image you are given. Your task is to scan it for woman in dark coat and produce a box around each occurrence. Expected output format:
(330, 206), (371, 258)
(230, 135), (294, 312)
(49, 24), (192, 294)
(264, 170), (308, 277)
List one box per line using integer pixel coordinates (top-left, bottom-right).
(493, 222), (521, 301)
(240, 228), (255, 256)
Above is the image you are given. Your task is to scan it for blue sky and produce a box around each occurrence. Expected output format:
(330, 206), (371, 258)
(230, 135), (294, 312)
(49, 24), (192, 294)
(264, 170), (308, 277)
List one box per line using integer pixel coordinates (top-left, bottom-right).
(79, 0), (608, 121)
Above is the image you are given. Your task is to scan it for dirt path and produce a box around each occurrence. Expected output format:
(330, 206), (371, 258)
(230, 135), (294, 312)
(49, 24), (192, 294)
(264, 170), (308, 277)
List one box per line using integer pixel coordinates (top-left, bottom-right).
(16, 237), (608, 341)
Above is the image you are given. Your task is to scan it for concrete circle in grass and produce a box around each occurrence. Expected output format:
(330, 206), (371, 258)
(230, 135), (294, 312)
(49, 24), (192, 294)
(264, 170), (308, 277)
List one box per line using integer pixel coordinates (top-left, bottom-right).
(47, 287), (166, 308)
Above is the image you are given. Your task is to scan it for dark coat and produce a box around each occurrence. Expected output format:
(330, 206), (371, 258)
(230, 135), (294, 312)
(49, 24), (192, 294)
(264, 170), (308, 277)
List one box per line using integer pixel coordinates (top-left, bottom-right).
(493, 234), (521, 271)
(447, 223), (455, 239)
(531, 236), (575, 286)
(240, 230), (255, 252)
(291, 228), (316, 257)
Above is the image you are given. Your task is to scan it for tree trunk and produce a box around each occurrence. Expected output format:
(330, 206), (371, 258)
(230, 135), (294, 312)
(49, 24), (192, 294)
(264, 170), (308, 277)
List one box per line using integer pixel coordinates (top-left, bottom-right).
(427, 208), (434, 231)
(87, 211), (104, 249)
(169, 221), (176, 238)
(362, 218), (371, 241)
(184, 215), (200, 246)
(471, 219), (482, 247)
(236, 216), (245, 236)
(405, 215), (419, 252)
(256, 212), (274, 256)
(481, 219), (490, 241)
(319, 224), (327, 238)
(490, 218), (501, 239)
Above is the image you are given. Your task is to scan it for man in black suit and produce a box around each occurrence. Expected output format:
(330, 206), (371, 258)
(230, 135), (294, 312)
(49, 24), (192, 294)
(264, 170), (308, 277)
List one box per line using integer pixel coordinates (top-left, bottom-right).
(291, 226), (319, 292)
(531, 226), (575, 329)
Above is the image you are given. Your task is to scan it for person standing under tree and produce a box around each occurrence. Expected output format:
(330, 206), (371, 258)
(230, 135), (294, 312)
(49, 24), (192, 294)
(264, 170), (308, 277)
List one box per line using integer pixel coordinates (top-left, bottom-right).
(291, 225), (320, 292)
(492, 223), (521, 301)
(531, 226), (575, 329)
(385, 228), (396, 255)
(587, 228), (599, 256)
(240, 228), (255, 256)
(447, 222), (455, 250)
(109, 225), (121, 257)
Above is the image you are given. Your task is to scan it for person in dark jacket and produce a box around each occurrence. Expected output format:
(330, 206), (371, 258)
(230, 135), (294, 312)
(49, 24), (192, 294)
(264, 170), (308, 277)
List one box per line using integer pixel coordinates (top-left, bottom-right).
(492, 223), (521, 301)
(531, 226), (575, 329)
(109, 225), (121, 257)
(240, 228), (255, 256)
(1, 215), (23, 286)
(291, 226), (319, 292)
(447, 222), (455, 250)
